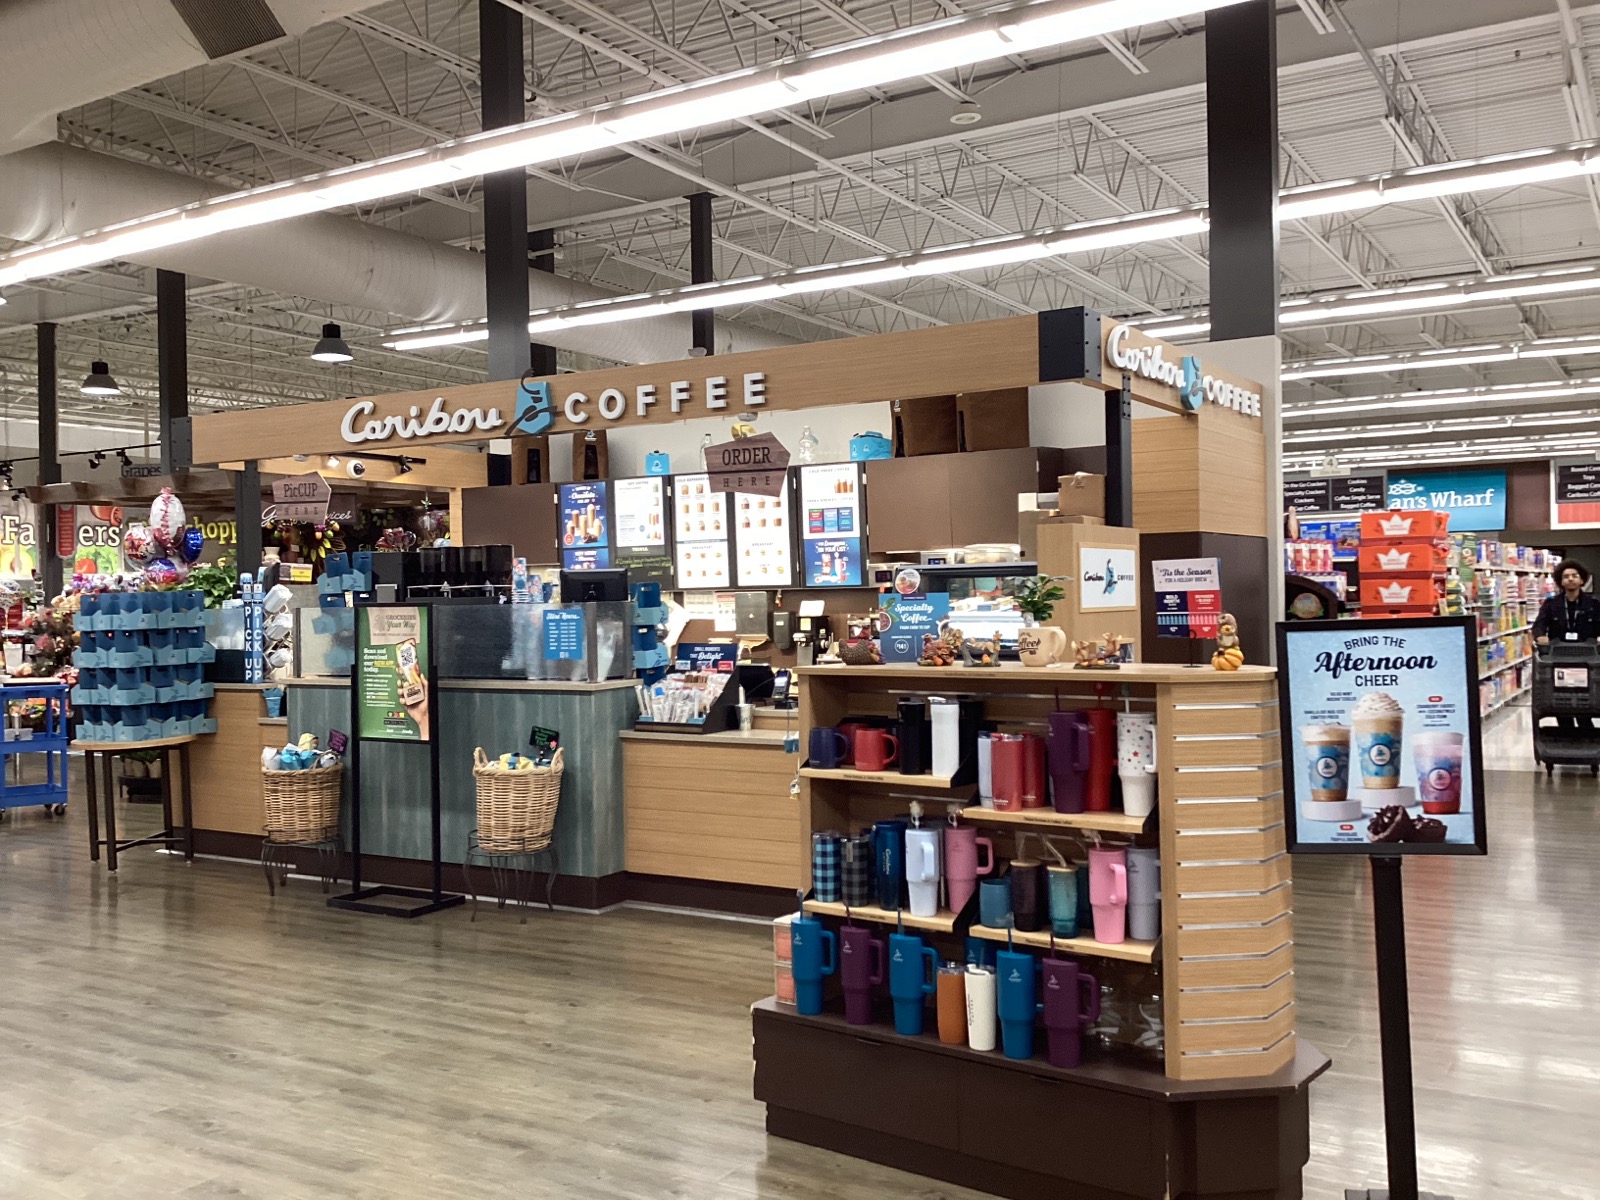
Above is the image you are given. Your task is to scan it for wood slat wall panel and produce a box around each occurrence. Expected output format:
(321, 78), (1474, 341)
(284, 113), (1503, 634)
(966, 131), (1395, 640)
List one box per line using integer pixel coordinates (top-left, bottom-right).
(1178, 914), (1294, 958)
(1173, 944), (1295, 989)
(1171, 764), (1282, 799)
(1173, 825), (1287, 862)
(624, 744), (799, 778)
(1175, 885), (1294, 925)
(1175, 1038), (1297, 1081)
(623, 786), (799, 819)
(187, 688), (269, 836)
(626, 828), (799, 867)
(1168, 735), (1281, 768)
(1167, 704), (1278, 736)
(1175, 974), (1294, 1021)
(626, 809), (799, 841)
(1172, 796), (1283, 831)
(1178, 1006), (1295, 1054)
(625, 850), (803, 889)
(1167, 681), (1280, 705)
(1175, 855), (1292, 894)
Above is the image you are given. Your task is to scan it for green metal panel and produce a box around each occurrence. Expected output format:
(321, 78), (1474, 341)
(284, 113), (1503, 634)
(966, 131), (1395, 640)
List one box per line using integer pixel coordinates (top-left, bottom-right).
(286, 684), (636, 878)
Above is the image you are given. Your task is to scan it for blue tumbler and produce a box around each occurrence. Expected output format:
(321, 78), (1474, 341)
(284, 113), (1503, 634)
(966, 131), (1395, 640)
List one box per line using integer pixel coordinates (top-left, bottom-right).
(979, 877), (1013, 929)
(965, 934), (997, 970)
(887, 931), (938, 1035)
(996, 949), (1042, 1060)
(873, 819), (908, 911)
(789, 914), (837, 1016)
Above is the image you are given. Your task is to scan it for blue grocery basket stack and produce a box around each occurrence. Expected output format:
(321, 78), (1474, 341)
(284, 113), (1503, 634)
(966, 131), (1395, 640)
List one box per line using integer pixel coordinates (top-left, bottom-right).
(71, 592), (217, 741)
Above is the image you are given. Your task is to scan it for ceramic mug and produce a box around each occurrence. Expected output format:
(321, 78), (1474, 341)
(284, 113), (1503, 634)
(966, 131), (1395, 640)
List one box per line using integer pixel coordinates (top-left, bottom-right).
(1017, 624), (1067, 667)
(855, 728), (900, 773)
(808, 727), (850, 770)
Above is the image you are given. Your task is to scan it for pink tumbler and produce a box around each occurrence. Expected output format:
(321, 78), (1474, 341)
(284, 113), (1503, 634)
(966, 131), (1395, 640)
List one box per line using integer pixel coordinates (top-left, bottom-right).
(1048, 711), (1092, 814)
(1088, 846), (1128, 944)
(943, 824), (995, 915)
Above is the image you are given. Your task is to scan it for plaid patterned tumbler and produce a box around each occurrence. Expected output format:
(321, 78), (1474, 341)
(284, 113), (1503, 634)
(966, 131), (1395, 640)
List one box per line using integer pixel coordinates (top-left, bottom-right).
(811, 831), (842, 902)
(841, 832), (874, 907)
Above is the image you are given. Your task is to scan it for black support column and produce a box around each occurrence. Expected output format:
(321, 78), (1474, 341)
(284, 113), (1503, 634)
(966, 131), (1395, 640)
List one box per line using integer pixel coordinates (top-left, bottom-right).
(480, 0), (528, 383)
(1104, 380), (1133, 527)
(689, 192), (714, 355)
(36, 323), (62, 597)
(528, 227), (558, 377)
(157, 269), (190, 473)
(1205, 0), (1279, 339)
(234, 462), (263, 579)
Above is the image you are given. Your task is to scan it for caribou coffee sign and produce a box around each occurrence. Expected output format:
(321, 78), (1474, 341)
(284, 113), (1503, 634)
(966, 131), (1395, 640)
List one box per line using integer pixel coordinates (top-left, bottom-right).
(1104, 323), (1262, 418)
(339, 371), (769, 447)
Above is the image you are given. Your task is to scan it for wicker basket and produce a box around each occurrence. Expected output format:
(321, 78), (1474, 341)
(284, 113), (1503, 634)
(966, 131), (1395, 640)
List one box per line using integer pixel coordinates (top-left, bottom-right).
(473, 746), (563, 853)
(262, 763), (343, 844)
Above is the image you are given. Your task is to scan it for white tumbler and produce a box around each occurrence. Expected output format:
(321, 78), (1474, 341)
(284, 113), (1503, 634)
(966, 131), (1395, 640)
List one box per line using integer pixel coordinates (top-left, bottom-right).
(1126, 846), (1161, 942)
(905, 827), (942, 918)
(965, 965), (997, 1052)
(977, 732), (995, 808)
(1117, 711), (1158, 818)
(930, 697), (961, 779)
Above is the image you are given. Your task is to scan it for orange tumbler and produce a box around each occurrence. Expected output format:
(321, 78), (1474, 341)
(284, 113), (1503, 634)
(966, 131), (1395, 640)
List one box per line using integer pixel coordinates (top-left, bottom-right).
(936, 963), (968, 1045)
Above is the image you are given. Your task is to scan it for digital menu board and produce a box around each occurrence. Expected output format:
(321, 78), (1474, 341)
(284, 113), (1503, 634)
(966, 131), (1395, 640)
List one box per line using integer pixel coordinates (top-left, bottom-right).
(560, 481), (610, 571)
(672, 473), (731, 589)
(613, 476), (673, 585)
(798, 463), (863, 587)
(733, 477), (794, 588)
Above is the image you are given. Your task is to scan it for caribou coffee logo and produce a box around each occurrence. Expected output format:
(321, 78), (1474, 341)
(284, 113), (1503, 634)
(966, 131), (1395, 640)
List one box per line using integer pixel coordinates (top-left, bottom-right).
(1105, 324), (1262, 417)
(342, 395), (505, 444)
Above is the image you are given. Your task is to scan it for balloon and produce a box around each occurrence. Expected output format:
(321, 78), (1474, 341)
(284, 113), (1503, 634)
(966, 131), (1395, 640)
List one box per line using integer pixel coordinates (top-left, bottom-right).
(171, 560), (191, 583)
(149, 488), (186, 547)
(122, 523), (158, 566)
(180, 526), (205, 563)
(144, 558), (179, 586)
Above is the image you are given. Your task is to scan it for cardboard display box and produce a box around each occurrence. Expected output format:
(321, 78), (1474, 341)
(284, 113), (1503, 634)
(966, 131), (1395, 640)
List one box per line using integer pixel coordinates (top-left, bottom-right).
(956, 388), (1030, 452)
(891, 395), (959, 457)
(1058, 472), (1106, 520)
(1036, 521), (1142, 660)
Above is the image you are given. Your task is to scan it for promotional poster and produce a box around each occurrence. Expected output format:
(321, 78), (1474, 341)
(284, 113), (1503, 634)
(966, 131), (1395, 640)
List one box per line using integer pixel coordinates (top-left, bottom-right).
(798, 463), (863, 587)
(356, 606), (431, 742)
(1277, 617), (1486, 855)
(879, 591), (950, 663)
(673, 473), (731, 588)
(1152, 557), (1221, 638)
(1079, 545), (1138, 611)
(560, 482), (609, 550)
(733, 480), (793, 587)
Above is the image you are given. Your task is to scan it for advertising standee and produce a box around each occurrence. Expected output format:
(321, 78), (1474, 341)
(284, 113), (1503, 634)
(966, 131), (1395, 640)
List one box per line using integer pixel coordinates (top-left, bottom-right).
(1277, 617), (1486, 855)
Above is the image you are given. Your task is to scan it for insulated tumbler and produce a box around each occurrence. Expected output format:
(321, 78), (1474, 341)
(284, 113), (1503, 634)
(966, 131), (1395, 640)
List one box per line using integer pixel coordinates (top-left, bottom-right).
(965, 935), (997, 971)
(930, 698), (961, 778)
(1009, 859), (1045, 933)
(1047, 863), (1080, 938)
(979, 877), (1013, 929)
(888, 932), (938, 1036)
(1020, 733), (1048, 808)
(1126, 847), (1161, 942)
(942, 824), (995, 915)
(965, 965), (998, 1052)
(789, 914), (837, 1016)
(936, 963), (968, 1045)
(840, 923), (886, 1025)
(1085, 709), (1116, 812)
(990, 734), (1027, 812)
(1088, 847), (1128, 944)
(996, 949), (1041, 1060)
(905, 826), (942, 918)
(1048, 710), (1093, 814)
(897, 697), (930, 775)
(840, 832), (874, 907)
(810, 831), (842, 903)
(1041, 958), (1101, 1068)
(873, 819), (908, 910)
(1116, 712), (1158, 818)
(977, 731), (995, 803)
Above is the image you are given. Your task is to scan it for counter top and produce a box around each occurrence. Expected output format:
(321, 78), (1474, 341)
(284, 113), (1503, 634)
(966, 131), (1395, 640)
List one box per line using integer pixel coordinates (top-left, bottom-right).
(797, 662), (1276, 684)
(622, 727), (793, 748)
(213, 682), (274, 692)
(280, 676), (638, 692)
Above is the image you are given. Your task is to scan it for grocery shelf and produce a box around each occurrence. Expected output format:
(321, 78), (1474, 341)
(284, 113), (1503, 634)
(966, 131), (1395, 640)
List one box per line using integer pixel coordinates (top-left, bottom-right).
(1483, 685), (1531, 718)
(967, 923), (1160, 963)
(960, 805), (1149, 836)
(1481, 655), (1533, 678)
(1478, 625), (1531, 643)
(802, 899), (960, 933)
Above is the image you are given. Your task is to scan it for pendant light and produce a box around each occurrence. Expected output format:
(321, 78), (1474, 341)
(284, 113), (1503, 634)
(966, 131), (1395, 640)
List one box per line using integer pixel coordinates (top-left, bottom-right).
(80, 361), (121, 395)
(311, 322), (353, 363)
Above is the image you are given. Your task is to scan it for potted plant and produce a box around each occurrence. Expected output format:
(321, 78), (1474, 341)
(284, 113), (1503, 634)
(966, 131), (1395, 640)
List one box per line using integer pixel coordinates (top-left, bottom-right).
(1014, 575), (1067, 667)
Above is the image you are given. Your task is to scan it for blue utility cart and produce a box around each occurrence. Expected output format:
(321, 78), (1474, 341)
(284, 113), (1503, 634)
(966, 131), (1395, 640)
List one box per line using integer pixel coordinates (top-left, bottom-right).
(0, 681), (69, 820)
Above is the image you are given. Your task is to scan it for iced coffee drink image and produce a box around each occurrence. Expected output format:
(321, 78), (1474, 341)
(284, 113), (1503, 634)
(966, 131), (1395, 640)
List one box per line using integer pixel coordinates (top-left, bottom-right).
(1300, 723), (1357, 821)
(1352, 691), (1406, 805)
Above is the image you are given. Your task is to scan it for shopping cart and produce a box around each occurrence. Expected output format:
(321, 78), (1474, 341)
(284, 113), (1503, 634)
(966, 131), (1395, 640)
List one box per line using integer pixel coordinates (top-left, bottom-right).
(1531, 643), (1600, 776)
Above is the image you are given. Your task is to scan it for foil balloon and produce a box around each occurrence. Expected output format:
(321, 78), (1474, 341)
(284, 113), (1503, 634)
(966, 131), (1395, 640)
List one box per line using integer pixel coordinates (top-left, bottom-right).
(149, 488), (186, 549)
(145, 558), (179, 586)
(171, 560), (192, 583)
(122, 523), (158, 566)
(180, 526), (205, 564)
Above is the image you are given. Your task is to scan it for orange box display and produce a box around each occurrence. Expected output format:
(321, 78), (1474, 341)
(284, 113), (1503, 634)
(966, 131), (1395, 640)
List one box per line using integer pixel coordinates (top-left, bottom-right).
(1360, 510), (1450, 540)
(1360, 578), (1441, 610)
(1358, 541), (1451, 577)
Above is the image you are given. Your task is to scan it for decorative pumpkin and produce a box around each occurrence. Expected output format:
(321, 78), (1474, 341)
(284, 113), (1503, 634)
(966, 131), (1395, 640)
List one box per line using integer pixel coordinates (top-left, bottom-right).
(1212, 612), (1245, 671)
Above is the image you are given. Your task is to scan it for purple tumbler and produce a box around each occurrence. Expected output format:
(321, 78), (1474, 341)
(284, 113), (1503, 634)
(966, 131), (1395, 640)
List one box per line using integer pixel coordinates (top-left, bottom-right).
(1048, 711), (1094, 814)
(1041, 958), (1100, 1068)
(840, 923), (886, 1025)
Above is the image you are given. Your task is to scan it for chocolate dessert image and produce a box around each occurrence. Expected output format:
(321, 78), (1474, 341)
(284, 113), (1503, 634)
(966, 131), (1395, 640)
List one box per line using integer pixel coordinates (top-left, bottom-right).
(1408, 817), (1448, 844)
(1367, 805), (1413, 843)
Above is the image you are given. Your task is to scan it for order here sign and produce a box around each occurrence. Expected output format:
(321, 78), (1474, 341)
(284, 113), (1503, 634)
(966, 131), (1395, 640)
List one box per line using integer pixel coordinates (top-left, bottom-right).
(704, 432), (791, 497)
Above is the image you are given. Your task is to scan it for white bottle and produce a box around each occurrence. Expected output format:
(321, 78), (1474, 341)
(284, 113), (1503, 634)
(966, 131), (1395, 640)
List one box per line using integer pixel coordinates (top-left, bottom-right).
(930, 697), (960, 779)
(965, 965), (997, 1052)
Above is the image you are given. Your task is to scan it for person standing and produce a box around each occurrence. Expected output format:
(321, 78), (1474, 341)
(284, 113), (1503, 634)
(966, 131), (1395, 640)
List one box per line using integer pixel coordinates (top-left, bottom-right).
(1533, 560), (1600, 644)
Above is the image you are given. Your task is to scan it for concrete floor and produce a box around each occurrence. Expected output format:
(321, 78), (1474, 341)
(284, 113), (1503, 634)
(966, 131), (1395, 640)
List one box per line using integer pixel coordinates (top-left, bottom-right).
(1, 701), (1597, 1199)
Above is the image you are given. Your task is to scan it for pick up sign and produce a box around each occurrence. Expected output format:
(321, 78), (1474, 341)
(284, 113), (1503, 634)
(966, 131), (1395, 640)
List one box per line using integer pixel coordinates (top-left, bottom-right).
(269, 473), (332, 522)
(703, 432), (790, 497)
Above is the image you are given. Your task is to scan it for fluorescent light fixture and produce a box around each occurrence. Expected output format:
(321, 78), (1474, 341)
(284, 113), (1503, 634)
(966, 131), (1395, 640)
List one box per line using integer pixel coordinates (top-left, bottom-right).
(1283, 335), (1600, 381)
(0, 0), (1250, 290)
(1279, 266), (1600, 328)
(1285, 376), (1600, 420)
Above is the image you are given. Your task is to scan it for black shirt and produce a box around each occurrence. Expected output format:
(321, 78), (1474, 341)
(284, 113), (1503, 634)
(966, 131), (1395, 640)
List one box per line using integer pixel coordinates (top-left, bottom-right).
(1532, 591), (1600, 642)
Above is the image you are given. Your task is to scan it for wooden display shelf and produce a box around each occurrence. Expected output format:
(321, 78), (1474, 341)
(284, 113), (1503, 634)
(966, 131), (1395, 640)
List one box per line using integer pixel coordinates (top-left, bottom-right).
(960, 805), (1149, 836)
(799, 766), (964, 789)
(968, 923), (1160, 964)
(802, 899), (961, 933)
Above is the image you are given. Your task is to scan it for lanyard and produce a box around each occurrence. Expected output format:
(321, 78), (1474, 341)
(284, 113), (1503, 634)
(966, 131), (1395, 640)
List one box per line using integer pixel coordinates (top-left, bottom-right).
(1567, 596), (1582, 633)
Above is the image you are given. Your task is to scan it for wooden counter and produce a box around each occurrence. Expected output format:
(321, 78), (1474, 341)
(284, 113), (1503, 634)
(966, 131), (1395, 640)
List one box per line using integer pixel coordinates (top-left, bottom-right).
(621, 725), (802, 890)
(184, 684), (277, 837)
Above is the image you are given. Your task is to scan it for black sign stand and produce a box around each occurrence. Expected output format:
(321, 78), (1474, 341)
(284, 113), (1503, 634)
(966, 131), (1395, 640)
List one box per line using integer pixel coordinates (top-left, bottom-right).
(1344, 855), (1450, 1200)
(328, 603), (464, 919)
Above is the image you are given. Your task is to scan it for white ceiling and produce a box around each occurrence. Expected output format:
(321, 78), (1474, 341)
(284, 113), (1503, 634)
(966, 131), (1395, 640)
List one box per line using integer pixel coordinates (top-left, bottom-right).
(1, 0), (1599, 468)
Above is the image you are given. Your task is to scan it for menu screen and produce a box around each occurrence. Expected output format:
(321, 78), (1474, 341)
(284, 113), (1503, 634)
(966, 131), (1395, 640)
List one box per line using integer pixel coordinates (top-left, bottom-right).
(614, 477), (665, 549)
(1277, 616), (1486, 856)
(559, 482), (609, 572)
(673, 473), (730, 589)
(733, 478), (794, 587)
(798, 463), (863, 587)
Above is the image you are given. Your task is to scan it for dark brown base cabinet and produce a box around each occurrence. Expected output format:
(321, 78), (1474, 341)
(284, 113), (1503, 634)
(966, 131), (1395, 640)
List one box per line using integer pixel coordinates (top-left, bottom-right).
(752, 999), (1329, 1200)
